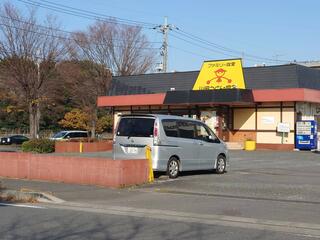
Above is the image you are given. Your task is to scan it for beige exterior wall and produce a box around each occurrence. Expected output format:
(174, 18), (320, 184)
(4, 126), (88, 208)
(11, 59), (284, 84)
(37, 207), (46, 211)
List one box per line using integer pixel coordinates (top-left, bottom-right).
(257, 132), (294, 144)
(282, 107), (295, 131)
(233, 108), (255, 130)
(233, 106), (295, 144)
(257, 108), (280, 130)
(256, 107), (295, 144)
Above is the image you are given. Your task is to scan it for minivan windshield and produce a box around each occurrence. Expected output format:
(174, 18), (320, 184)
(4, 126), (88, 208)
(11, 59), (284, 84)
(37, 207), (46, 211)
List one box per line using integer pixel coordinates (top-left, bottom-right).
(117, 117), (155, 137)
(52, 131), (67, 138)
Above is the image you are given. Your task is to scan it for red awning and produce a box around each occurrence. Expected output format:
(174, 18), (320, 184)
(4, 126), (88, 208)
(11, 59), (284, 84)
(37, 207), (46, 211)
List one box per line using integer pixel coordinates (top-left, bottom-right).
(252, 88), (320, 103)
(97, 93), (166, 107)
(97, 88), (320, 107)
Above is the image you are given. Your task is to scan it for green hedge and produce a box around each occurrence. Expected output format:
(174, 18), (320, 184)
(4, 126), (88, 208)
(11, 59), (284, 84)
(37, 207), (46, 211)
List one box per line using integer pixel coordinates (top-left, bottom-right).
(21, 139), (55, 153)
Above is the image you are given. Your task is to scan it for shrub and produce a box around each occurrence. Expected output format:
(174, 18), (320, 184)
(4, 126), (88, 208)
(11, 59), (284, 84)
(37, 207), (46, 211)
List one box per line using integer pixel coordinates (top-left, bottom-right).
(22, 139), (55, 153)
(96, 115), (113, 133)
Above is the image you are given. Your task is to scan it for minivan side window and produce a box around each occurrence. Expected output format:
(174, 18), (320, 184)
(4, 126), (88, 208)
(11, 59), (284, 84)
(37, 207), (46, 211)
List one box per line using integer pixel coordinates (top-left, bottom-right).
(195, 123), (210, 141)
(74, 132), (87, 138)
(162, 120), (178, 137)
(177, 121), (196, 139)
(117, 118), (155, 137)
(69, 132), (78, 138)
(64, 133), (71, 139)
(196, 122), (220, 143)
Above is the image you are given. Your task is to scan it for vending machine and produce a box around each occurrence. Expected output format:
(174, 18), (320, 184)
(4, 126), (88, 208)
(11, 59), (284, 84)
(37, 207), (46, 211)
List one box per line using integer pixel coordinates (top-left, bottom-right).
(295, 120), (318, 150)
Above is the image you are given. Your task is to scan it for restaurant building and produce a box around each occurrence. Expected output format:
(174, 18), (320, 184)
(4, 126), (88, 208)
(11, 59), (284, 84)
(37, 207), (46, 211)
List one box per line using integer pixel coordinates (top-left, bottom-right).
(98, 61), (320, 150)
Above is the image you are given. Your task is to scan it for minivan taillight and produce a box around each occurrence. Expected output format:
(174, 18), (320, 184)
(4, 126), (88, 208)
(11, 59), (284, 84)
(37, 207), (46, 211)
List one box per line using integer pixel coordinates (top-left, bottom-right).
(153, 120), (160, 145)
(153, 121), (158, 137)
(113, 117), (120, 144)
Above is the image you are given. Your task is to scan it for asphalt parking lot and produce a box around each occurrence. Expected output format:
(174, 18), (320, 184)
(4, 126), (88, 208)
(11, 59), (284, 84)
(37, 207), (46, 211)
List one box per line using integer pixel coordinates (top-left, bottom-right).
(0, 144), (20, 152)
(2, 150), (319, 205)
(1, 149), (320, 239)
(149, 150), (320, 202)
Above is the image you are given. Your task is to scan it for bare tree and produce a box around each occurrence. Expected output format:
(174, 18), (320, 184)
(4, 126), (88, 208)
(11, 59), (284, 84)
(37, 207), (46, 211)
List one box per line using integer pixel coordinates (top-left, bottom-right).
(57, 60), (112, 137)
(0, 3), (65, 138)
(62, 21), (155, 137)
(68, 21), (155, 76)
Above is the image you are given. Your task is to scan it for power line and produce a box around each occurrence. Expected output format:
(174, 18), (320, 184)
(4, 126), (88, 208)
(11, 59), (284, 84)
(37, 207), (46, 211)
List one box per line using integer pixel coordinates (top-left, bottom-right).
(14, 0), (292, 65)
(169, 44), (211, 59)
(0, 22), (160, 51)
(173, 28), (291, 63)
(41, 0), (157, 27)
(169, 32), (289, 64)
(16, 0), (157, 29)
(173, 29), (243, 55)
(0, 15), (162, 45)
(169, 32), (237, 59)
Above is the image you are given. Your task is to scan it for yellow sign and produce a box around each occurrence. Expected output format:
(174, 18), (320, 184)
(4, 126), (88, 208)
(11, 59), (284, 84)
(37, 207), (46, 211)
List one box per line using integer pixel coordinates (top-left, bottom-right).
(193, 59), (245, 90)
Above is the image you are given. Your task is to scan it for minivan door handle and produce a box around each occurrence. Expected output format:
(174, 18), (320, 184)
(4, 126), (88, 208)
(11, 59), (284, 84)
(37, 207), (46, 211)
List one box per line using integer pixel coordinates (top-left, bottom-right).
(198, 142), (204, 146)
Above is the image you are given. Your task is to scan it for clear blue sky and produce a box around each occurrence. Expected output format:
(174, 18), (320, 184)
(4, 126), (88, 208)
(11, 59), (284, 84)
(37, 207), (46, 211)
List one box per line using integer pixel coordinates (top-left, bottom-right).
(8, 0), (320, 71)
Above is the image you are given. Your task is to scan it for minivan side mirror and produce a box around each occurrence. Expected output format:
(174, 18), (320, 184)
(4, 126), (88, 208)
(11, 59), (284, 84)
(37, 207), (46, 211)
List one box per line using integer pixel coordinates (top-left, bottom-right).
(208, 135), (220, 143)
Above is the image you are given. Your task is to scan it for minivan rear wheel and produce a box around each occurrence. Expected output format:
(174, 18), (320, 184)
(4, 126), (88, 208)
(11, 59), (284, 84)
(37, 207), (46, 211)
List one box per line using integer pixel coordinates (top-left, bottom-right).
(167, 157), (179, 179)
(215, 155), (226, 174)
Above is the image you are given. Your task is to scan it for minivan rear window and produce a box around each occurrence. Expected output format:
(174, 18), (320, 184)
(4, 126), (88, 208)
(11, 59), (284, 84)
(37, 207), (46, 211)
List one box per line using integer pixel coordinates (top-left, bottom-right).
(117, 117), (155, 137)
(162, 120), (178, 137)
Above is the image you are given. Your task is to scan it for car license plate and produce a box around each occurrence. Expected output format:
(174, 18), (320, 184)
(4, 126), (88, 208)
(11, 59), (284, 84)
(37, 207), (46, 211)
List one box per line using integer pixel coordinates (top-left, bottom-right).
(127, 147), (138, 154)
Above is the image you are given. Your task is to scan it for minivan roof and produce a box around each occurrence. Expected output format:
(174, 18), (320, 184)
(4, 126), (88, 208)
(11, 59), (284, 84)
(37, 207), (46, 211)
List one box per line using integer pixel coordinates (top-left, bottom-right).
(120, 114), (203, 122)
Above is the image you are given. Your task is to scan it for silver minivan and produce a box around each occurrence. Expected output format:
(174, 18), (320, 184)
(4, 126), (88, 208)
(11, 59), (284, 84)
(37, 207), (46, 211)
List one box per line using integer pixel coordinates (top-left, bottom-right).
(113, 114), (229, 178)
(50, 130), (88, 141)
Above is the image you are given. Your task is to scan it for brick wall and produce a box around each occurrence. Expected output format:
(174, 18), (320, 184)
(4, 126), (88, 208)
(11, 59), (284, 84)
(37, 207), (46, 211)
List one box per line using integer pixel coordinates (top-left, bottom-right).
(256, 144), (295, 151)
(0, 152), (148, 188)
(55, 141), (113, 153)
(229, 130), (257, 142)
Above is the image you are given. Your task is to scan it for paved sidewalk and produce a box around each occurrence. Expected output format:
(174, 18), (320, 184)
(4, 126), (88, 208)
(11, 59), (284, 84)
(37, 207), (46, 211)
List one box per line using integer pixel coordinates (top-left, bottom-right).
(0, 178), (127, 202)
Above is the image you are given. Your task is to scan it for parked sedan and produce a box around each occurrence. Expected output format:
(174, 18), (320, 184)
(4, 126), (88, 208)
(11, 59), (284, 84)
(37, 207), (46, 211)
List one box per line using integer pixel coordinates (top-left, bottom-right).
(0, 135), (29, 145)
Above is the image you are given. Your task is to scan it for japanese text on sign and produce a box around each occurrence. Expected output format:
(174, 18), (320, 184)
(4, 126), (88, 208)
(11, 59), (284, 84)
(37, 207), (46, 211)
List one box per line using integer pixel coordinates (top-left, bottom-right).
(193, 59), (246, 90)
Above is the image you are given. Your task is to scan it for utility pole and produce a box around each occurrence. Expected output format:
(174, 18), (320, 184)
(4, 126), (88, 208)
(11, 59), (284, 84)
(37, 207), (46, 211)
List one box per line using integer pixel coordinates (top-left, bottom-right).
(154, 17), (174, 73)
(35, 49), (41, 139)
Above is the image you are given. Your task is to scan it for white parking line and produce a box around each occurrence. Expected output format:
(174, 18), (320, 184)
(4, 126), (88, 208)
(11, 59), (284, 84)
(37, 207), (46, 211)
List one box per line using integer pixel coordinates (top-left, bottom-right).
(0, 203), (46, 209)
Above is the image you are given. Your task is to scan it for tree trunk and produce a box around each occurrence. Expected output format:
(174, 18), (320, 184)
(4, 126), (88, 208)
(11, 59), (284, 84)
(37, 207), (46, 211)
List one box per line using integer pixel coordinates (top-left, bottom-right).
(35, 102), (41, 138)
(90, 108), (97, 138)
(91, 120), (96, 139)
(29, 102), (40, 139)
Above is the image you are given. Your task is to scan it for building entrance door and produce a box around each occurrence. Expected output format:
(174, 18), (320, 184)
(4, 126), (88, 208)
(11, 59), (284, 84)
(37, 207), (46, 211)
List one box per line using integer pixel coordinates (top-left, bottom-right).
(216, 107), (230, 142)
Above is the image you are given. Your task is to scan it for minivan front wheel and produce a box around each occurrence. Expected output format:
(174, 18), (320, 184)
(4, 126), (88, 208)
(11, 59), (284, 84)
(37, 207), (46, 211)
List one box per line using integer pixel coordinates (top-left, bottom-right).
(215, 155), (226, 174)
(167, 157), (179, 179)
